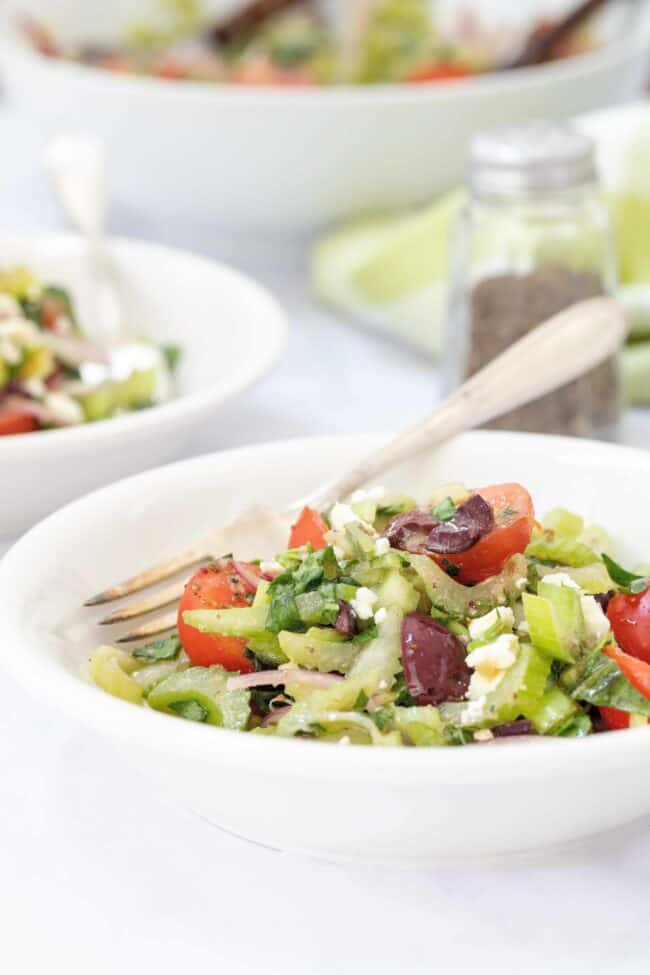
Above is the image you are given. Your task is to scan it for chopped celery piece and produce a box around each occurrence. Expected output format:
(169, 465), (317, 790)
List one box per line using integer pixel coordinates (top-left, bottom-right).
(344, 522), (378, 559)
(182, 584), (270, 639)
(376, 570), (419, 613)
(525, 532), (598, 568)
(523, 581), (585, 663)
(440, 644), (550, 728)
(279, 628), (361, 674)
(114, 368), (156, 408)
(392, 706), (446, 746)
(407, 552), (528, 619)
(578, 524), (612, 557)
(147, 666), (250, 729)
(277, 608), (403, 734)
(89, 645), (143, 704)
(247, 632), (288, 666)
(79, 384), (115, 422)
(536, 562), (613, 595)
(304, 711), (401, 746)
(350, 498), (377, 525)
(542, 508), (583, 539)
(132, 658), (188, 694)
(527, 687), (581, 734)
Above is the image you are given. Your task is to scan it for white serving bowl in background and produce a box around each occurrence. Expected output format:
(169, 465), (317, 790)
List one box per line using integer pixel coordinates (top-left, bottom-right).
(0, 234), (287, 537)
(1, 1), (649, 234)
(2, 430), (650, 866)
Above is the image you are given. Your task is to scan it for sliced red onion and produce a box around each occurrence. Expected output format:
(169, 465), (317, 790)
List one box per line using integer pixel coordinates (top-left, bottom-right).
(425, 494), (495, 555)
(39, 331), (108, 367)
(232, 560), (261, 593)
(226, 669), (344, 691)
(261, 706), (292, 727)
(492, 719), (535, 738)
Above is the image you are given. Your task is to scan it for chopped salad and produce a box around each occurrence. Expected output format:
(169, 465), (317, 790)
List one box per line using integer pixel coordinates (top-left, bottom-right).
(24, 0), (597, 87)
(0, 266), (178, 436)
(89, 482), (650, 745)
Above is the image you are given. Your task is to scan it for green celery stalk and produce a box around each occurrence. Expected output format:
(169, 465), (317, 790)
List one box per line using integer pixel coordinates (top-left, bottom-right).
(407, 552), (528, 619)
(88, 645), (143, 705)
(376, 570), (420, 613)
(279, 628), (361, 674)
(392, 706), (447, 746)
(523, 581), (585, 663)
(541, 508), (584, 539)
(527, 686), (581, 734)
(147, 666), (250, 729)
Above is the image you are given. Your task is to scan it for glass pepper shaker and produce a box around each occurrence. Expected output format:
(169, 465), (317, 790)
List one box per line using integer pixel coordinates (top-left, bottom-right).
(445, 121), (620, 438)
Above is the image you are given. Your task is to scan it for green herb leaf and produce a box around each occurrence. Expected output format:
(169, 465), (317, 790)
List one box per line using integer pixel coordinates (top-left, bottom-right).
(132, 634), (182, 662)
(602, 553), (648, 592)
(432, 496), (456, 522)
(571, 648), (650, 716)
(161, 344), (182, 373)
(168, 699), (209, 722)
(355, 623), (378, 645)
(369, 706), (394, 731)
(441, 558), (460, 578)
(354, 689), (369, 709)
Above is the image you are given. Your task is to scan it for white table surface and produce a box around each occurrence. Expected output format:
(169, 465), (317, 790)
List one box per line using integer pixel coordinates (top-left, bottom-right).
(2, 111), (650, 975)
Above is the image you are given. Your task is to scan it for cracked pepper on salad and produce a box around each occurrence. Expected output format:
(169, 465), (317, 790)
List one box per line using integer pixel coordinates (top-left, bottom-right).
(89, 482), (650, 744)
(0, 266), (178, 436)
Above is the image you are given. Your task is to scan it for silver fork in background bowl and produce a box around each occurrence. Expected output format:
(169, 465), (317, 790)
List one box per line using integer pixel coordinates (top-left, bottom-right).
(85, 296), (626, 642)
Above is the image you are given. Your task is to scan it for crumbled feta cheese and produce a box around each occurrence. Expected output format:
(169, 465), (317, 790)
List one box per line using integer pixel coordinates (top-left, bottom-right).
(378, 679), (388, 690)
(518, 620), (530, 635)
(22, 377), (47, 399)
(0, 318), (39, 343)
(542, 572), (581, 591)
(350, 586), (378, 620)
(330, 502), (360, 531)
(333, 545), (345, 561)
(468, 606), (515, 641)
(515, 576), (528, 591)
(474, 729), (494, 742)
(43, 392), (83, 426)
(374, 607), (387, 626)
(374, 537), (390, 557)
(0, 294), (20, 320)
(461, 696), (486, 725)
(466, 634), (520, 700)
(581, 594), (610, 645)
(0, 337), (21, 365)
(260, 559), (282, 576)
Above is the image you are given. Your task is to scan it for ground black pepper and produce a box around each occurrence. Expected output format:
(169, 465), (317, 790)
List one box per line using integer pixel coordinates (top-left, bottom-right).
(465, 265), (620, 436)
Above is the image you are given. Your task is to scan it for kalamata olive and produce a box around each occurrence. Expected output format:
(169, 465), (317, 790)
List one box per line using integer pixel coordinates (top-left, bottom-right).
(594, 592), (614, 613)
(492, 719), (535, 738)
(335, 600), (357, 637)
(383, 510), (439, 554)
(425, 494), (495, 555)
(400, 613), (471, 705)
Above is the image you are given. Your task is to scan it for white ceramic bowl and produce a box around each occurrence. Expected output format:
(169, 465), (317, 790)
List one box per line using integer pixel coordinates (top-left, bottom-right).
(2, 1), (649, 233)
(0, 233), (287, 537)
(2, 430), (650, 866)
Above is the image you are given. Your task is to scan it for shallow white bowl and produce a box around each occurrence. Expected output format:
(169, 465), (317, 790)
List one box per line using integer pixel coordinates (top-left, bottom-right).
(0, 234), (287, 537)
(2, 430), (650, 865)
(2, 1), (649, 233)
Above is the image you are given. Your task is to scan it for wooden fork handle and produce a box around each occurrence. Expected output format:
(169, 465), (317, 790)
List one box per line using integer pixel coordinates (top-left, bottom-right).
(305, 297), (626, 510)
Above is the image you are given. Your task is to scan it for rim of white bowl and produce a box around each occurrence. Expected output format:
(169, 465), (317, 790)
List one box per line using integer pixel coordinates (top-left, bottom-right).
(2, 9), (650, 106)
(0, 232), (288, 460)
(2, 430), (650, 785)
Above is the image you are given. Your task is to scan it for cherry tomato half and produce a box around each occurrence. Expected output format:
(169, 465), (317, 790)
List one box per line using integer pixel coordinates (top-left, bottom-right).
(288, 506), (329, 550)
(0, 411), (39, 436)
(607, 588), (650, 665)
(177, 561), (261, 672)
(432, 483), (535, 585)
(407, 62), (471, 83)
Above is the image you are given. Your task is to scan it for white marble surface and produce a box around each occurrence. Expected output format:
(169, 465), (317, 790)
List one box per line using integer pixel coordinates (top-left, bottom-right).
(2, 110), (650, 974)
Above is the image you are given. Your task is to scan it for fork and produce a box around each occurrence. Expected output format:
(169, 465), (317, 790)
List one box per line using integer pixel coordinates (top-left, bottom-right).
(86, 296), (626, 642)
